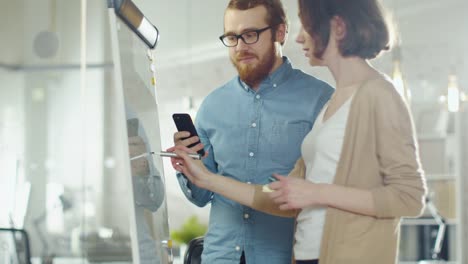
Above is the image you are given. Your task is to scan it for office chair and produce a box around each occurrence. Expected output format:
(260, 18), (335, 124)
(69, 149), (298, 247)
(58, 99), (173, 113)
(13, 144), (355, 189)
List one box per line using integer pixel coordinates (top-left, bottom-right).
(183, 236), (204, 264)
(0, 228), (32, 264)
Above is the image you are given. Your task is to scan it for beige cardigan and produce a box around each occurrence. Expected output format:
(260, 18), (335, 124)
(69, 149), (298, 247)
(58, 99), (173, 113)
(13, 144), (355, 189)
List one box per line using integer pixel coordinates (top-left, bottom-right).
(252, 75), (427, 264)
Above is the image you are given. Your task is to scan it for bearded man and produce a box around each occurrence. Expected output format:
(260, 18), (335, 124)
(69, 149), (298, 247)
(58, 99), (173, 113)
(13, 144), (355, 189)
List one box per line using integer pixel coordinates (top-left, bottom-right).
(172, 1), (333, 263)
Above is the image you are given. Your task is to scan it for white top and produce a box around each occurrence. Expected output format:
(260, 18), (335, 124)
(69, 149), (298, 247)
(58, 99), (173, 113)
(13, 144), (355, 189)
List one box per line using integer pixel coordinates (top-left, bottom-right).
(294, 95), (354, 260)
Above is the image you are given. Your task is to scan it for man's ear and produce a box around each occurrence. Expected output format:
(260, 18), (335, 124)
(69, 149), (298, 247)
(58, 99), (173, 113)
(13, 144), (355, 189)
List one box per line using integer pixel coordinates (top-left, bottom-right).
(331, 16), (346, 41)
(275, 23), (287, 43)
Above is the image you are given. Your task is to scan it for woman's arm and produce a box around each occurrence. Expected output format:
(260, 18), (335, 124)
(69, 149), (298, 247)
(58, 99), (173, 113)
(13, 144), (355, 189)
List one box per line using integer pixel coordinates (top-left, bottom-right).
(171, 146), (300, 217)
(316, 184), (376, 216)
(371, 81), (427, 218)
(269, 174), (377, 216)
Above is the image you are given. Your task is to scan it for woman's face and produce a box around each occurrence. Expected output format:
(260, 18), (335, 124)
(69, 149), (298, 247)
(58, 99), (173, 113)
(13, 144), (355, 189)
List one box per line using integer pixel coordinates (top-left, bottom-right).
(295, 26), (323, 66)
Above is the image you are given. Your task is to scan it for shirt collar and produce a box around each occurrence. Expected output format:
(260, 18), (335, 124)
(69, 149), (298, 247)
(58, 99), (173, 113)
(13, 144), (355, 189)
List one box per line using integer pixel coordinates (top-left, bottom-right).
(238, 56), (294, 93)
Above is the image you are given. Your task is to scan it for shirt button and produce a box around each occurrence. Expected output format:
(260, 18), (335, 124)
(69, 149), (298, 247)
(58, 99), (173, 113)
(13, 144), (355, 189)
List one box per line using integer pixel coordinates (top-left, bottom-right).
(244, 213), (250, 219)
(273, 83), (277, 87)
(256, 95), (261, 99)
(249, 152), (254, 157)
(251, 122), (257, 128)
(235, 246), (241, 251)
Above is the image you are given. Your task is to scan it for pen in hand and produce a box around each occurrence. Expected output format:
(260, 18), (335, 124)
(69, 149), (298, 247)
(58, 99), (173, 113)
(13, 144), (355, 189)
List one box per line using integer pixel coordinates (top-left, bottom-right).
(158, 151), (201, 160)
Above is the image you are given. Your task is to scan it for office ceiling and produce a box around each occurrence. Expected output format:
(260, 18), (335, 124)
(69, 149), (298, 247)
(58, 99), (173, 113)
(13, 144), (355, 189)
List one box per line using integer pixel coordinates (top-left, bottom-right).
(1, 0), (466, 101)
(1, 0), (465, 64)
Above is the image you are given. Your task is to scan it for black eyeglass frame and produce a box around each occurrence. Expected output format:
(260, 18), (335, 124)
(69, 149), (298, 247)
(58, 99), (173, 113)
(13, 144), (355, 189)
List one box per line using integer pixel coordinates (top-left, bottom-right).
(219, 26), (272, 47)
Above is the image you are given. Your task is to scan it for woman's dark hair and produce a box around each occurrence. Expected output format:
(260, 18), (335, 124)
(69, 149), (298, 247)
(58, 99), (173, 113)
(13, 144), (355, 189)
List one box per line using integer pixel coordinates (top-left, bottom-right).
(298, 0), (393, 59)
(227, 0), (289, 45)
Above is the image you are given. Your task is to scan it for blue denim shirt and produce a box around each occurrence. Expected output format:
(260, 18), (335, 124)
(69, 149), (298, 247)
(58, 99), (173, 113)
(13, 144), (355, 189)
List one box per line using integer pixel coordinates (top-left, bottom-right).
(177, 57), (333, 264)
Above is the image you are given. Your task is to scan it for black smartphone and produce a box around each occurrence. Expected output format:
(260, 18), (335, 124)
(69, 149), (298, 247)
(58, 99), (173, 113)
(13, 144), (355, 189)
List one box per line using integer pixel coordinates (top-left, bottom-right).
(172, 113), (205, 156)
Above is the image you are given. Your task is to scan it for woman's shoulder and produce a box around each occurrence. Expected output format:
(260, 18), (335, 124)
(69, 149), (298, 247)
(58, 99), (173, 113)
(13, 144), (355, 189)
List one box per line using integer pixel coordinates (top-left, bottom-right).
(355, 73), (411, 120)
(362, 73), (395, 93)
(359, 73), (403, 102)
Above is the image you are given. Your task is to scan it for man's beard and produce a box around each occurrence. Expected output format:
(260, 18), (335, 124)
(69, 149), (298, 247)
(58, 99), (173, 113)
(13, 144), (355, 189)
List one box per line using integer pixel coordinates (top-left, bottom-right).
(231, 43), (276, 88)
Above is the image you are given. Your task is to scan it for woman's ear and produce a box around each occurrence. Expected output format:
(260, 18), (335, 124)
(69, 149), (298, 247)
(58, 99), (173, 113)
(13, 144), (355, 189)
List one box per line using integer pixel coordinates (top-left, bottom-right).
(331, 16), (346, 41)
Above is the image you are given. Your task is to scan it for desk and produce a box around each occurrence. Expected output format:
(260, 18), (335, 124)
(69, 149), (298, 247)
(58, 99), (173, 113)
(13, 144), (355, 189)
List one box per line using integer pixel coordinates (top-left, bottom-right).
(31, 257), (184, 264)
(31, 257), (131, 264)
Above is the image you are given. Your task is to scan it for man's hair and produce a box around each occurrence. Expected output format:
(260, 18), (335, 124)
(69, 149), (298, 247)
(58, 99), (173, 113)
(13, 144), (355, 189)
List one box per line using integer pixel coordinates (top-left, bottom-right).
(299, 0), (393, 59)
(226, 0), (288, 45)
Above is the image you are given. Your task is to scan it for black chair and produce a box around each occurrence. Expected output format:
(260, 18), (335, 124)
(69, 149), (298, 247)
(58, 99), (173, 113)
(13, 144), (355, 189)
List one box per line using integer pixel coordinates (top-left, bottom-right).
(0, 228), (32, 264)
(183, 236), (204, 264)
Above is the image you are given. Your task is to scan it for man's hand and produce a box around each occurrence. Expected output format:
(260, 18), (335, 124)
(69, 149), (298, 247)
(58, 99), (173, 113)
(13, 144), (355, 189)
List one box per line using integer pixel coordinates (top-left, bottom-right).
(128, 136), (150, 177)
(173, 131), (205, 156)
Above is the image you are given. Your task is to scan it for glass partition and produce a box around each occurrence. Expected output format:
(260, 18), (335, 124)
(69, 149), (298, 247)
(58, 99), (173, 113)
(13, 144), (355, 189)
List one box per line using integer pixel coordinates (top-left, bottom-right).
(107, 0), (172, 263)
(0, 0), (171, 263)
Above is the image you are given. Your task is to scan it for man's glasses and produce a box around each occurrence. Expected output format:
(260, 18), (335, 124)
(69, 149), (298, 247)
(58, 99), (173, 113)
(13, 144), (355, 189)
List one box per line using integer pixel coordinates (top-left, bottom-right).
(219, 26), (272, 47)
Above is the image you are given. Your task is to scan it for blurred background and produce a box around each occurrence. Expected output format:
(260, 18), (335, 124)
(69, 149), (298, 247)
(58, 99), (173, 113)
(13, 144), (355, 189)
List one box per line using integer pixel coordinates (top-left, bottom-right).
(0, 0), (467, 263)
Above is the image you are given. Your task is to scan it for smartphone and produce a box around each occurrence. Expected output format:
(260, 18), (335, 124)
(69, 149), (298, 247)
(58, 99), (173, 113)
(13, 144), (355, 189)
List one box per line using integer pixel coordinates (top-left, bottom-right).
(172, 113), (205, 156)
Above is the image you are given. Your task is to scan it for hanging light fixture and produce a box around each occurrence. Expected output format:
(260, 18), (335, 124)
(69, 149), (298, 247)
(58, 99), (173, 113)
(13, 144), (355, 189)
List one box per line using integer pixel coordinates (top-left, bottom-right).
(112, 0), (160, 49)
(33, 0), (59, 59)
(439, 73), (467, 113)
(392, 45), (411, 103)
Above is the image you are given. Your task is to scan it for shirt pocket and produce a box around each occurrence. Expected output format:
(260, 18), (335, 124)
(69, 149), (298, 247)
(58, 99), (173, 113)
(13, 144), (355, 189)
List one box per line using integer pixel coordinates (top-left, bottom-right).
(267, 121), (310, 167)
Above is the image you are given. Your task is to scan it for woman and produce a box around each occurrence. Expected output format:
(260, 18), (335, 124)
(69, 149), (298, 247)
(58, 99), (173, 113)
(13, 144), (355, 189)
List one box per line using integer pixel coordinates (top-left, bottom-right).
(171, 0), (426, 263)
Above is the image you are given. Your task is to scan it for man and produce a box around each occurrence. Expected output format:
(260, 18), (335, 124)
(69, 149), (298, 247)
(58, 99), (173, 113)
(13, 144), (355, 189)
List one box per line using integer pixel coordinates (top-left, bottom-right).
(173, 0), (333, 263)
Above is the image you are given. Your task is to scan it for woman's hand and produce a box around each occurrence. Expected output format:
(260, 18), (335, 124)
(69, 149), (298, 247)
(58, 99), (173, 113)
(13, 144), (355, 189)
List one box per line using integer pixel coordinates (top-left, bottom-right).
(168, 145), (214, 189)
(268, 174), (326, 210)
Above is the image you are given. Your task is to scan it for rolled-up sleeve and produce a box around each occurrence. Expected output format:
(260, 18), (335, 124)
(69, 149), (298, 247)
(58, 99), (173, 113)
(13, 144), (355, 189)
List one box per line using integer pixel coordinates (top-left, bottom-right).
(176, 172), (213, 207)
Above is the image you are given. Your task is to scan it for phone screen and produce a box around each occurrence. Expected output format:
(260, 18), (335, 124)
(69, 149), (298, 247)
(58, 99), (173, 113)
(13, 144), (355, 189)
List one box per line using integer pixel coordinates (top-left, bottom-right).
(172, 113), (205, 156)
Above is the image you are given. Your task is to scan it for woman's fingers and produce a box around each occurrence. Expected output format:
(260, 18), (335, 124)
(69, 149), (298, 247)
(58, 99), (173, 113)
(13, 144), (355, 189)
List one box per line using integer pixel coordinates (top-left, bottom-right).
(167, 146), (193, 169)
(272, 173), (286, 181)
(174, 148), (191, 161)
(279, 203), (291, 210)
(267, 179), (291, 207)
